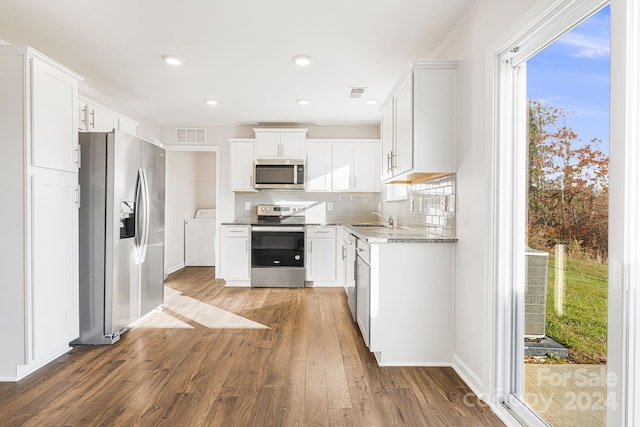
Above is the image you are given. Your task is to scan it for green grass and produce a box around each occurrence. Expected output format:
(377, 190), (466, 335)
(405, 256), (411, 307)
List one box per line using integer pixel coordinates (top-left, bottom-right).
(545, 254), (608, 363)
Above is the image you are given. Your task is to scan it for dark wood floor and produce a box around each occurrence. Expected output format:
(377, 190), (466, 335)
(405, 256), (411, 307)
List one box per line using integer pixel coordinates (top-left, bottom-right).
(0, 267), (503, 426)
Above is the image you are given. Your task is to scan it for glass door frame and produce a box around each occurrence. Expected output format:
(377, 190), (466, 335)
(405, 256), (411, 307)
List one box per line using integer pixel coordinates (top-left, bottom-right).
(482, 0), (640, 425)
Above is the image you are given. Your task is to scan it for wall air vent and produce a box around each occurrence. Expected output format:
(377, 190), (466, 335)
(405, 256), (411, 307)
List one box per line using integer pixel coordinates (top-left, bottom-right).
(348, 87), (367, 99)
(175, 128), (207, 144)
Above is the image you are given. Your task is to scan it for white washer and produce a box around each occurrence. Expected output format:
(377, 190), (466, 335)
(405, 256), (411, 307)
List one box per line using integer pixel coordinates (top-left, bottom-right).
(185, 208), (216, 266)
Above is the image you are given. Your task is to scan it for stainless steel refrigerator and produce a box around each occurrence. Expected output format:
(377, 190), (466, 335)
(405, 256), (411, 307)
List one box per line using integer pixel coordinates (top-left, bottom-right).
(76, 130), (166, 345)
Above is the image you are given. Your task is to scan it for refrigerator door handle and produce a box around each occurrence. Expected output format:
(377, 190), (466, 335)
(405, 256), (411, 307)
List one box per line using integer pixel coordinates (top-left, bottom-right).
(139, 168), (150, 263)
(135, 168), (144, 263)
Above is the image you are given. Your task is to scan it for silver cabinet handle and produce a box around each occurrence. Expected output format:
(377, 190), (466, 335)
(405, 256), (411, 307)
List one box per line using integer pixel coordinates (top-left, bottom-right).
(390, 151), (397, 168)
(245, 240), (248, 253)
(309, 240), (313, 253)
(387, 152), (392, 173)
(89, 109), (95, 128)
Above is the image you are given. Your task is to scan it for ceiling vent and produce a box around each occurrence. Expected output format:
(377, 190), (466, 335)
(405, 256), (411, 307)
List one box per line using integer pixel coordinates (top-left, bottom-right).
(175, 128), (207, 144)
(348, 87), (366, 99)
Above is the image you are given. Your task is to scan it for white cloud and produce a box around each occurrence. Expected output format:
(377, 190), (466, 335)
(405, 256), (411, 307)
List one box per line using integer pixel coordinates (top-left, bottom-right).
(558, 32), (610, 59)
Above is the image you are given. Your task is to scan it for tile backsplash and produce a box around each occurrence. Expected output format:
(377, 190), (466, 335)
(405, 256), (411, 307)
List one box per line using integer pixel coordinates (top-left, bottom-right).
(402, 174), (456, 237)
(234, 191), (380, 224)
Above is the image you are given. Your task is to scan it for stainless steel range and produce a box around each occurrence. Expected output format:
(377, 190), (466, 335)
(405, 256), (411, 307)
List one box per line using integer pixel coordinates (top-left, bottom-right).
(251, 205), (305, 288)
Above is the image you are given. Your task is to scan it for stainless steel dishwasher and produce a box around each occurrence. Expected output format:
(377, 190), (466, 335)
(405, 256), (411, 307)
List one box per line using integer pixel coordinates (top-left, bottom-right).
(355, 239), (371, 347)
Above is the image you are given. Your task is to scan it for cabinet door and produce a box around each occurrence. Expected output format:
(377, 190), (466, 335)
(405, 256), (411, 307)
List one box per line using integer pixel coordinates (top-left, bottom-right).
(254, 132), (281, 158)
(380, 101), (394, 181)
(393, 72), (413, 177)
(230, 140), (255, 191)
(31, 172), (79, 360)
(356, 255), (370, 347)
(78, 103), (88, 131)
(220, 237), (250, 280)
(352, 143), (380, 192)
(331, 143), (353, 191)
(118, 117), (138, 136)
(31, 59), (78, 173)
(280, 131), (306, 159)
(307, 237), (337, 281)
(86, 104), (118, 132)
(306, 142), (332, 191)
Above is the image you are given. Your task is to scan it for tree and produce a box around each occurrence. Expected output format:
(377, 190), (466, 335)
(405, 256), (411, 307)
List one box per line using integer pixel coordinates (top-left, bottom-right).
(527, 100), (609, 257)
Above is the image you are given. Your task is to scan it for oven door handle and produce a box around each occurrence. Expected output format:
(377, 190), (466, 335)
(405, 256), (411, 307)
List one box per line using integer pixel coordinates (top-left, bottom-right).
(251, 226), (306, 232)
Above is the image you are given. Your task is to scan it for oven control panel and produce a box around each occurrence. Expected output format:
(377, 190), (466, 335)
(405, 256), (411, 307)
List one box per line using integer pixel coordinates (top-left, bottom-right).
(257, 204), (304, 216)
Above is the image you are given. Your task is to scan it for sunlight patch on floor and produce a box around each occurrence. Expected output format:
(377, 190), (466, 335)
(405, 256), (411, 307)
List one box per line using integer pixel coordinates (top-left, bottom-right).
(135, 286), (271, 330)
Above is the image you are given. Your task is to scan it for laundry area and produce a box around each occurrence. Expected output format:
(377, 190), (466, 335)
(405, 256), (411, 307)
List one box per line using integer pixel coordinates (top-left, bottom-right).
(165, 150), (217, 273)
(185, 208), (216, 266)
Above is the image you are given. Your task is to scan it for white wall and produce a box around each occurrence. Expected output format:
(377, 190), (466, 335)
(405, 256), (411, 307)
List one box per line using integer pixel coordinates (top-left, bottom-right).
(431, 0), (541, 391)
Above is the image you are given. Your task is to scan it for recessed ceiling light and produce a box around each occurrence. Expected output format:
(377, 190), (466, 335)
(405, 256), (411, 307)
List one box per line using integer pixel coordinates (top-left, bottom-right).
(365, 99), (378, 105)
(162, 55), (184, 66)
(205, 99), (219, 106)
(292, 55), (313, 66)
(296, 98), (310, 106)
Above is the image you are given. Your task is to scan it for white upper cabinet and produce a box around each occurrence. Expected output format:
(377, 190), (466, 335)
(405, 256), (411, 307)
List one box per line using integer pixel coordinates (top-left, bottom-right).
(31, 57), (79, 173)
(118, 117), (138, 136)
(392, 72), (414, 177)
(381, 61), (457, 183)
(331, 141), (380, 192)
(229, 139), (256, 191)
(254, 128), (307, 159)
(306, 142), (332, 191)
(79, 96), (138, 135)
(380, 101), (394, 181)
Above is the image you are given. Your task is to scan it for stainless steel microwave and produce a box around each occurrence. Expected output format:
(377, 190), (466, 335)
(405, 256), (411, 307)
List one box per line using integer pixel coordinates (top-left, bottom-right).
(254, 159), (305, 190)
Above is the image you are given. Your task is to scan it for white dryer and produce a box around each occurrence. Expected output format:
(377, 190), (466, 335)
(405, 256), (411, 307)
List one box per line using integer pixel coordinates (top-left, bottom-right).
(185, 208), (216, 266)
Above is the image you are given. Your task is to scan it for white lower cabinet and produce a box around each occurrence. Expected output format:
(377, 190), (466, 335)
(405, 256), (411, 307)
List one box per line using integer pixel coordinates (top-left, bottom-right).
(32, 172), (80, 360)
(360, 241), (454, 366)
(78, 96), (138, 135)
(305, 226), (338, 285)
(219, 225), (251, 286)
(341, 229), (357, 322)
(355, 239), (371, 347)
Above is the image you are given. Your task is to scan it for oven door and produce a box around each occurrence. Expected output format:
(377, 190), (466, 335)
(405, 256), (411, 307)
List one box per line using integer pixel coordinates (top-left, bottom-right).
(251, 227), (305, 267)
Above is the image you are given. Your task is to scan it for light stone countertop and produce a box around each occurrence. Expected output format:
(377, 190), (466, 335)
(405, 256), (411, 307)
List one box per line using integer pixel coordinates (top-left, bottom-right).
(342, 224), (457, 244)
(221, 222), (457, 243)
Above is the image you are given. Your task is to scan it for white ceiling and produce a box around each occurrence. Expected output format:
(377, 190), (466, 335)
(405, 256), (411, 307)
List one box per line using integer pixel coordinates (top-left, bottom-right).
(0, 0), (472, 127)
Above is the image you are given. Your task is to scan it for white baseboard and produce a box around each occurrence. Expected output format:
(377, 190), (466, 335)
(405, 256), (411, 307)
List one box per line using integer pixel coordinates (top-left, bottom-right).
(167, 262), (185, 275)
(453, 354), (483, 397)
(223, 280), (251, 287)
(5, 345), (73, 382)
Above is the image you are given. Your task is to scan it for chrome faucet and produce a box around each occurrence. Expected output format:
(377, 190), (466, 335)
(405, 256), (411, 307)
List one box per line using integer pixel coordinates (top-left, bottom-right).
(372, 211), (394, 227)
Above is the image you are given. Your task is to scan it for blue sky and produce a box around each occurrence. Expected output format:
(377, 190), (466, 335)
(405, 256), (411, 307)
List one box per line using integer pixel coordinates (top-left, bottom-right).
(527, 5), (610, 154)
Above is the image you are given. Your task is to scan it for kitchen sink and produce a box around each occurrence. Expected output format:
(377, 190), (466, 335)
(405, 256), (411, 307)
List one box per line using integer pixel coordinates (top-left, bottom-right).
(350, 223), (393, 229)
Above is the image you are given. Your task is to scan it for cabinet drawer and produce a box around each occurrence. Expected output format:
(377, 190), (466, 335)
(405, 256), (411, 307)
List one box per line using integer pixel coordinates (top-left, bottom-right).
(221, 225), (250, 237)
(306, 227), (336, 238)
